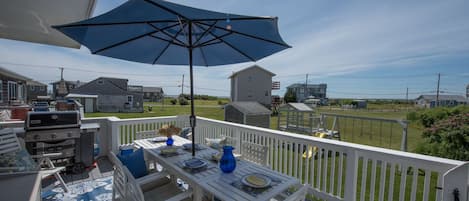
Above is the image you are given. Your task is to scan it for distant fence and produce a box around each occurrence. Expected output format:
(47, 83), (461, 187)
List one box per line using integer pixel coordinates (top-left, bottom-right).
(319, 113), (408, 151)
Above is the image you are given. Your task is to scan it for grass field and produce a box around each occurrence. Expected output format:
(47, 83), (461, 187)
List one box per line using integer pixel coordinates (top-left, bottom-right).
(85, 101), (424, 152)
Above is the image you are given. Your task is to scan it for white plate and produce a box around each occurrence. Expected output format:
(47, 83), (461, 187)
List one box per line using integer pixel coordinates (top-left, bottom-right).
(150, 137), (167, 142)
(241, 174), (271, 188)
(183, 158), (208, 169)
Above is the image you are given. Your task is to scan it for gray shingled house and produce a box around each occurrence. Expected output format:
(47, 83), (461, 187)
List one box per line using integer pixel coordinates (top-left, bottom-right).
(143, 87), (164, 102)
(224, 101), (271, 128)
(69, 77), (143, 112)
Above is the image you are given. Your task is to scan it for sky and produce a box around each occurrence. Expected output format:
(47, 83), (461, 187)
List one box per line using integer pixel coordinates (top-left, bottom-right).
(0, 0), (468, 99)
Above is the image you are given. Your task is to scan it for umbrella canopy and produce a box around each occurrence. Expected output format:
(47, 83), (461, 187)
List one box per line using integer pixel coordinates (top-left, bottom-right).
(53, 0), (290, 156)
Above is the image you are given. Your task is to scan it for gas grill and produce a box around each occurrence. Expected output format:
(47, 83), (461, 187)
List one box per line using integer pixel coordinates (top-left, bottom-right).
(24, 111), (97, 173)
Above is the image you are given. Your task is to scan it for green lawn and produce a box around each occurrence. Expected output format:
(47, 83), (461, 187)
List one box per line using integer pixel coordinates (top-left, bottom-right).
(85, 101), (424, 152)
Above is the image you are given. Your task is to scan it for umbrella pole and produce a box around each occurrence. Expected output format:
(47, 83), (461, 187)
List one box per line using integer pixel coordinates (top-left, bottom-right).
(189, 22), (196, 157)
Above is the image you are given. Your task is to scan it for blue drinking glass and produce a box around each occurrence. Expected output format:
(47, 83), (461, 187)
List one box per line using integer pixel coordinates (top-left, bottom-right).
(166, 136), (174, 146)
(219, 146), (236, 173)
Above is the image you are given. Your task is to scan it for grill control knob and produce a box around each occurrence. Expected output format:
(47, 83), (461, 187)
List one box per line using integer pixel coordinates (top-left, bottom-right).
(33, 135), (40, 140)
(51, 134), (57, 139)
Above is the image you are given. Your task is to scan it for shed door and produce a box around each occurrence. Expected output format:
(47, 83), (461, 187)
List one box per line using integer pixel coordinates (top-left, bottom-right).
(85, 98), (94, 113)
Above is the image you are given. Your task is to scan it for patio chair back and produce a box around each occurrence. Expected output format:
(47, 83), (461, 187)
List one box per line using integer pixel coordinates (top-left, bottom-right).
(109, 152), (128, 201)
(241, 142), (269, 166)
(0, 128), (20, 154)
(136, 130), (160, 140)
(123, 166), (146, 201)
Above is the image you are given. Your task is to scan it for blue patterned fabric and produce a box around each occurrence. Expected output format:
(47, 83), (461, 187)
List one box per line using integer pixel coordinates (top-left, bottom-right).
(42, 176), (112, 201)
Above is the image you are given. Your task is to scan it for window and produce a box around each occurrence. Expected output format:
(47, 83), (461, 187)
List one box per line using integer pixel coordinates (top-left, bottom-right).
(8, 81), (17, 100)
(30, 85), (35, 91)
(39, 86), (45, 91)
(127, 95), (133, 102)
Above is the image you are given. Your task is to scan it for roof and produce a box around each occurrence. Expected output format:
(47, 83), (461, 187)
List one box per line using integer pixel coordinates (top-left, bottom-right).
(65, 93), (98, 98)
(50, 80), (85, 86)
(287, 83), (327, 89)
(26, 80), (47, 86)
(0, 0), (96, 48)
(229, 65), (276, 78)
(417, 95), (468, 102)
(226, 101), (271, 115)
(0, 66), (32, 81)
(285, 103), (313, 112)
(70, 77), (130, 95)
(143, 87), (163, 93)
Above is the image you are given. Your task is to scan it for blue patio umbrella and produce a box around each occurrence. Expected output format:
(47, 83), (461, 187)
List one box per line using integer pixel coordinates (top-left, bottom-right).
(53, 0), (290, 156)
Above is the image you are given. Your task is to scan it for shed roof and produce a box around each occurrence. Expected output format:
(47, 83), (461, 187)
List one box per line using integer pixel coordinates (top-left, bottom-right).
(228, 65), (275, 78)
(0, 66), (32, 81)
(226, 101), (271, 115)
(284, 103), (314, 112)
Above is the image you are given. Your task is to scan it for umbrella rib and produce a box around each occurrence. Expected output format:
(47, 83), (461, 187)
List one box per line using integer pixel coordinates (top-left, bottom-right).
(194, 32), (232, 48)
(197, 21), (291, 48)
(193, 23), (255, 61)
(192, 16), (276, 22)
(92, 23), (180, 54)
(53, 20), (180, 28)
(149, 35), (186, 47)
(198, 46), (209, 66)
(147, 23), (188, 47)
(152, 23), (188, 64)
(193, 21), (218, 46)
(144, 0), (189, 20)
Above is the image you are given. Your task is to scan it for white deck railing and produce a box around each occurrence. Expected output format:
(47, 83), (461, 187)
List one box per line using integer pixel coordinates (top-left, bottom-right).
(2, 116), (467, 201)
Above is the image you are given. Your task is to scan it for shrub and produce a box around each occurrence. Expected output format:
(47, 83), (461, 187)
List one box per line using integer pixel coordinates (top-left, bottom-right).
(179, 97), (189, 105)
(170, 99), (177, 105)
(284, 88), (296, 103)
(416, 113), (469, 160)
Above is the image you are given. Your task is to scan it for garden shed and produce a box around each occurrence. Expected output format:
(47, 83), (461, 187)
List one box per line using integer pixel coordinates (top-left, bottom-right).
(278, 103), (320, 134)
(224, 101), (271, 128)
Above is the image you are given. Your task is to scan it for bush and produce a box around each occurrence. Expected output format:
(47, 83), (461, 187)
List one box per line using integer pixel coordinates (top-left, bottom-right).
(416, 113), (469, 160)
(409, 106), (469, 128)
(170, 99), (177, 105)
(284, 88), (296, 103)
(179, 97), (189, 105)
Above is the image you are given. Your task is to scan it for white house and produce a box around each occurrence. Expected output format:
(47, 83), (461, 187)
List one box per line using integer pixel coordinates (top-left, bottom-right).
(415, 95), (468, 108)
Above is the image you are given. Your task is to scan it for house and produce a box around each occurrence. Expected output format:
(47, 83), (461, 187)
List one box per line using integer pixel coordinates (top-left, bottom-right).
(26, 80), (48, 103)
(229, 65), (276, 108)
(0, 66), (30, 105)
(51, 80), (85, 99)
(224, 101), (271, 128)
(69, 77), (143, 112)
(142, 87), (164, 102)
(286, 83), (327, 104)
(415, 95), (468, 108)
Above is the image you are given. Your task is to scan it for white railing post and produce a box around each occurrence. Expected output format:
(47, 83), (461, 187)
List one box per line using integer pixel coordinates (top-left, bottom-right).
(344, 150), (358, 201)
(109, 117), (121, 154)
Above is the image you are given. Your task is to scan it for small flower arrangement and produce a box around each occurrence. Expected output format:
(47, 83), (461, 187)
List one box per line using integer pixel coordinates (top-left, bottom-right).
(158, 125), (181, 138)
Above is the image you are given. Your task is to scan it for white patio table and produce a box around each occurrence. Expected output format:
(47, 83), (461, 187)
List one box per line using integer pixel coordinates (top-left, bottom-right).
(134, 136), (301, 201)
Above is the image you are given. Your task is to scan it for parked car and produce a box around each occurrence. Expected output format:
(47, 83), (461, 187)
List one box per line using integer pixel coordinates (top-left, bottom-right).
(32, 102), (50, 112)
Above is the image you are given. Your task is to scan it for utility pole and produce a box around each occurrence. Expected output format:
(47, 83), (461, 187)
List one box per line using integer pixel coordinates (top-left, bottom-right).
(181, 74), (185, 96)
(406, 87), (409, 112)
(436, 73), (440, 107)
(304, 74), (309, 100)
(60, 67), (64, 80)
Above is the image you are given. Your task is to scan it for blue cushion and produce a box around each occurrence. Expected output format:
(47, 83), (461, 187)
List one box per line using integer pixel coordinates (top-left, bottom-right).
(117, 148), (147, 178)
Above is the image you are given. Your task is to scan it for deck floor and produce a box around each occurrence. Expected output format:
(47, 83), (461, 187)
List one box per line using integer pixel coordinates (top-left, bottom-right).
(42, 156), (114, 188)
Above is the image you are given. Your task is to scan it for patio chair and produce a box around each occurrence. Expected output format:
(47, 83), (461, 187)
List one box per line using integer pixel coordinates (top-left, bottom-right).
(240, 142), (269, 167)
(135, 130), (162, 171)
(0, 128), (69, 192)
(109, 152), (192, 201)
